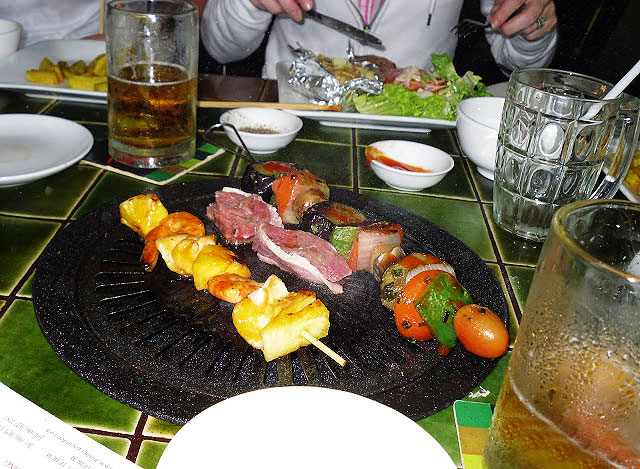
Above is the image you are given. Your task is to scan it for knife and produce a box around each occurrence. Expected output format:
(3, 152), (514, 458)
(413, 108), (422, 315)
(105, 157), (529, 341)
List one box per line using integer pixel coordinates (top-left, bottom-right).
(304, 9), (384, 48)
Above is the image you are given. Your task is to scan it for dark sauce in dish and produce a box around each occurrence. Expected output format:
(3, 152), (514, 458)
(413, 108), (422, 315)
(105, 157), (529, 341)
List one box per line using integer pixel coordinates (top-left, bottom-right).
(238, 126), (281, 134)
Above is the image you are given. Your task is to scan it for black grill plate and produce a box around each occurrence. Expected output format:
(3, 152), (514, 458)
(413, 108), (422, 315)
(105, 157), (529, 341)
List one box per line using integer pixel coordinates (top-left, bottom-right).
(33, 179), (508, 425)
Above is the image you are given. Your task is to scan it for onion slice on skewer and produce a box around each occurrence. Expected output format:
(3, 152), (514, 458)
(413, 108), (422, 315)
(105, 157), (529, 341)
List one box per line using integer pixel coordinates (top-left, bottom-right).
(405, 263), (456, 284)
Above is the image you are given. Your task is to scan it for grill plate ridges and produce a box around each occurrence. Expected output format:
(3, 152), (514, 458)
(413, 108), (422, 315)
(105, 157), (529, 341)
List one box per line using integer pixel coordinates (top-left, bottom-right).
(81, 234), (443, 398)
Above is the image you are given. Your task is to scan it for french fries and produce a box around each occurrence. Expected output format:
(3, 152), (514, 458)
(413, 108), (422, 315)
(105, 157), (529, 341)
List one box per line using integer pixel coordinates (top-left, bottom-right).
(25, 69), (61, 86)
(623, 150), (640, 196)
(25, 53), (107, 91)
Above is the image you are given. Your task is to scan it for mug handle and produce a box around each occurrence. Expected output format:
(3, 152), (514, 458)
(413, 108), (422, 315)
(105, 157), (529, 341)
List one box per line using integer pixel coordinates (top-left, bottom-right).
(591, 106), (640, 199)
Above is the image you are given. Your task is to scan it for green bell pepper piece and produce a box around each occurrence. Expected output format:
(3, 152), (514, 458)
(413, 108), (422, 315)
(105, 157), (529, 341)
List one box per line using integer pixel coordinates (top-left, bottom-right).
(414, 272), (473, 349)
(329, 225), (360, 260)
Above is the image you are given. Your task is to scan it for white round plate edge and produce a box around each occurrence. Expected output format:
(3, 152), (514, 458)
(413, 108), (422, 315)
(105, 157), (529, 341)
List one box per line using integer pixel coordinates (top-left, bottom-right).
(157, 387), (457, 469)
(0, 114), (93, 187)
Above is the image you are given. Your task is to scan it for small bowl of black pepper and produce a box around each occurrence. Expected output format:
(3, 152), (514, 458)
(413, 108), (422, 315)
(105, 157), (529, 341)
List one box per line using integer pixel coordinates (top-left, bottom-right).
(219, 107), (303, 154)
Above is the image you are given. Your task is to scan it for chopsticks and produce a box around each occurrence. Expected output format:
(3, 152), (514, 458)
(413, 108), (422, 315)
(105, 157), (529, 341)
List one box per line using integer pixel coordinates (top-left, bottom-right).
(99, 0), (105, 34)
(197, 101), (342, 111)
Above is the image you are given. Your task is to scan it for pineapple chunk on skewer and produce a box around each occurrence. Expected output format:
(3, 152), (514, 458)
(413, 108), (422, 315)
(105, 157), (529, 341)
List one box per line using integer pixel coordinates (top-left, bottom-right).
(261, 292), (330, 362)
(193, 244), (233, 288)
(171, 235), (218, 276)
(232, 275), (289, 349)
(119, 194), (168, 237)
(155, 234), (193, 276)
(193, 244), (250, 291)
(232, 276), (331, 362)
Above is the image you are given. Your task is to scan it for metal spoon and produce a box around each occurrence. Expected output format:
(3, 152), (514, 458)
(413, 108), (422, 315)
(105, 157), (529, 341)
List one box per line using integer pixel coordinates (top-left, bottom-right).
(203, 122), (258, 163)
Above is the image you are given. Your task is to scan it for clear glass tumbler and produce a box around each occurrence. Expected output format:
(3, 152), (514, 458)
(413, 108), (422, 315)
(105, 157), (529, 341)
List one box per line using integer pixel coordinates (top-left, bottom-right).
(105, 0), (198, 168)
(493, 69), (640, 242)
(483, 199), (640, 468)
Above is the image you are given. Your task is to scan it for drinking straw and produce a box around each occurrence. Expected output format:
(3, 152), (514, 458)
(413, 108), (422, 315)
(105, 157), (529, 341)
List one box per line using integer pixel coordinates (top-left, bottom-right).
(603, 58), (640, 100)
(582, 58), (640, 120)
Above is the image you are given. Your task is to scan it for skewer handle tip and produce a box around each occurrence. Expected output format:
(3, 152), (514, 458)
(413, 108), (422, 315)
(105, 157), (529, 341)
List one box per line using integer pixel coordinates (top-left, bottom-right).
(301, 331), (346, 367)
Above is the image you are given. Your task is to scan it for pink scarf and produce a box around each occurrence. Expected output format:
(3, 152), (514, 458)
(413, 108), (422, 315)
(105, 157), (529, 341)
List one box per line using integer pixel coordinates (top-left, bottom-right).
(357, 0), (384, 26)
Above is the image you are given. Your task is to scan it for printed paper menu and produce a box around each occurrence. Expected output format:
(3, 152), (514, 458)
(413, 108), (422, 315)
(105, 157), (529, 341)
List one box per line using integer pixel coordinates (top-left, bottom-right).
(0, 382), (137, 468)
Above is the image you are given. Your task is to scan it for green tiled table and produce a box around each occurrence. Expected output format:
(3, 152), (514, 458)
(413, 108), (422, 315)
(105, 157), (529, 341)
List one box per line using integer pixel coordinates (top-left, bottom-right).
(0, 89), (543, 468)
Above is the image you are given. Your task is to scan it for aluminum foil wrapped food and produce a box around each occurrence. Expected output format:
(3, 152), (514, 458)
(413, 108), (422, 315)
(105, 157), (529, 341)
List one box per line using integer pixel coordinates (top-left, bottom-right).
(285, 45), (384, 107)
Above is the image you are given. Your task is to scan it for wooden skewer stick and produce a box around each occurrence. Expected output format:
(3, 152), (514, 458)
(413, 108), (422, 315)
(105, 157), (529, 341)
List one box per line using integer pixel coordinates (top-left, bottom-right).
(197, 100), (342, 111)
(301, 331), (347, 367)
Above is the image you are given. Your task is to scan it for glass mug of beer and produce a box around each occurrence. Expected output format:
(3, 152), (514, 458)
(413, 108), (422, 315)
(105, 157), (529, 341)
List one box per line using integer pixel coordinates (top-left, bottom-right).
(483, 199), (640, 468)
(493, 69), (640, 242)
(105, 0), (198, 168)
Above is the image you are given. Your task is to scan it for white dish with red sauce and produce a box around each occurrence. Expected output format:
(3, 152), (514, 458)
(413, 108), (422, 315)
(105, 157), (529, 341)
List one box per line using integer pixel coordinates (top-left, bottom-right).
(366, 140), (454, 191)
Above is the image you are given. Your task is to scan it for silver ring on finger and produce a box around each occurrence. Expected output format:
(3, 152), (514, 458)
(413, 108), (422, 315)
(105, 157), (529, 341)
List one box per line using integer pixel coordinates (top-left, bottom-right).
(536, 15), (546, 29)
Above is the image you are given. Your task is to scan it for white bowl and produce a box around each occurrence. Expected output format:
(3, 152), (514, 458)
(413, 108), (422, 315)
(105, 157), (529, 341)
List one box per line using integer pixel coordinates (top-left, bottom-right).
(456, 97), (505, 180)
(367, 140), (454, 191)
(219, 107), (303, 154)
(485, 82), (508, 98)
(0, 19), (21, 58)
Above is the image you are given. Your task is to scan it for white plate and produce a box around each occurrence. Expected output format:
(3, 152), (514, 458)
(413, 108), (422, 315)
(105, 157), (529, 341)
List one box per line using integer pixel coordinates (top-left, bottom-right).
(0, 114), (93, 187)
(485, 81), (508, 98)
(0, 39), (106, 103)
(157, 387), (456, 469)
(277, 62), (456, 133)
(291, 109), (456, 133)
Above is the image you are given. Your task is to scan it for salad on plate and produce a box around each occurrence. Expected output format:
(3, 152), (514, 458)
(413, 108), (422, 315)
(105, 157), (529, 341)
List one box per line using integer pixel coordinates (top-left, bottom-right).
(346, 53), (491, 121)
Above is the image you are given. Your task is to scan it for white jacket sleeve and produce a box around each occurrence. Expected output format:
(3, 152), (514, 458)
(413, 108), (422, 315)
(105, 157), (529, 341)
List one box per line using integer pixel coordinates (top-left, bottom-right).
(201, 0), (273, 64)
(480, 0), (558, 73)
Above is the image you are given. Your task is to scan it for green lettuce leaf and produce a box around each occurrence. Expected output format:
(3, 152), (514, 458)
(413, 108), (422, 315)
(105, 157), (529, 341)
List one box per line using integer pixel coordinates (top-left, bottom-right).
(431, 53), (459, 82)
(351, 84), (456, 120)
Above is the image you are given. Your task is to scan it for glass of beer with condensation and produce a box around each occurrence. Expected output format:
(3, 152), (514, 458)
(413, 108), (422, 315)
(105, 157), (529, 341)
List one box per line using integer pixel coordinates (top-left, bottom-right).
(105, 0), (198, 168)
(483, 199), (640, 468)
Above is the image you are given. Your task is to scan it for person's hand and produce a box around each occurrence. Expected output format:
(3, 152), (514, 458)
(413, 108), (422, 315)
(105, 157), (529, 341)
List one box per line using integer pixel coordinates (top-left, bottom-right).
(489, 0), (557, 40)
(249, 0), (313, 22)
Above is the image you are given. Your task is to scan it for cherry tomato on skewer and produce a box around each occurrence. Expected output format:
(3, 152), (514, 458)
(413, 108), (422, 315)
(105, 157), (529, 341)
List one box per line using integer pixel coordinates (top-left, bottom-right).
(452, 304), (509, 358)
